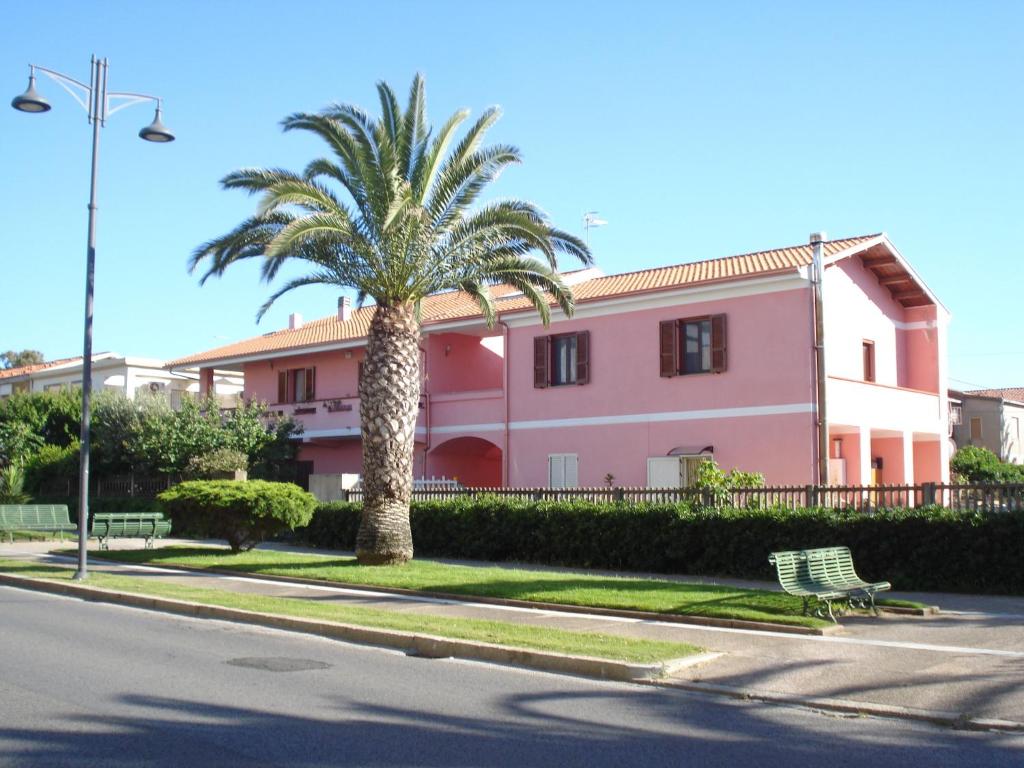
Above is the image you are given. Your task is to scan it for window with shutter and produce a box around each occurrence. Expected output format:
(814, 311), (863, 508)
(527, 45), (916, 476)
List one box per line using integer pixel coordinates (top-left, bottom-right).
(533, 336), (550, 388)
(277, 367), (318, 403)
(536, 332), (591, 387)
(862, 340), (875, 383)
(548, 453), (578, 488)
(304, 367), (316, 401)
(710, 314), (727, 373)
(659, 320), (678, 377)
(575, 330), (590, 385)
(662, 314), (727, 376)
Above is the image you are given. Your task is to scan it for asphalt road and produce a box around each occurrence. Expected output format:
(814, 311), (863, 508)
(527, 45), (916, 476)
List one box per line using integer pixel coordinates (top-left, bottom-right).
(1, 586), (1021, 768)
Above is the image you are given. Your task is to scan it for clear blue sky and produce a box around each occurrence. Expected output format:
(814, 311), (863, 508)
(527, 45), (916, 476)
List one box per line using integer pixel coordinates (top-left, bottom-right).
(2, 0), (1021, 389)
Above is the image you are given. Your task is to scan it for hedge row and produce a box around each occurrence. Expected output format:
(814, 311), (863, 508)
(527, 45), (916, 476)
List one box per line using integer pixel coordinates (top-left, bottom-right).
(31, 496), (162, 520)
(298, 498), (1024, 595)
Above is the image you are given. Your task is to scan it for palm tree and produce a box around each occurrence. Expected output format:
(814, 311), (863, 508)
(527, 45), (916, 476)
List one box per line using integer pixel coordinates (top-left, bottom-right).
(191, 76), (590, 565)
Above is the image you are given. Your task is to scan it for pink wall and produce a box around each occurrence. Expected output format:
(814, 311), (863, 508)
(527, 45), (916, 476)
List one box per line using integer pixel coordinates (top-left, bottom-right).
(299, 442), (363, 474)
(913, 440), (942, 485)
(508, 413), (814, 487)
(508, 287), (815, 424)
(901, 305), (940, 393)
(244, 350), (363, 404)
(426, 333), (503, 393)
(871, 437), (905, 485)
(835, 429), (864, 484)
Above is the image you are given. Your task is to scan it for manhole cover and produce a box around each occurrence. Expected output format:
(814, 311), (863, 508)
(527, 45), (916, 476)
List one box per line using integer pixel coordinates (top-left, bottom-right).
(226, 657), (332, 672)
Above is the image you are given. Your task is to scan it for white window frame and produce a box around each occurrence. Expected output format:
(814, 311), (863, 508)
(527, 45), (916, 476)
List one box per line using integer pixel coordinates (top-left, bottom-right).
(548, 453), (579, 488)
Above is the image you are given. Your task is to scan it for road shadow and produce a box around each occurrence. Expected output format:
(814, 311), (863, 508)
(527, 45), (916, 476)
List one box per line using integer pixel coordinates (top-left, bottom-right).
(1, 686), (1021, 768)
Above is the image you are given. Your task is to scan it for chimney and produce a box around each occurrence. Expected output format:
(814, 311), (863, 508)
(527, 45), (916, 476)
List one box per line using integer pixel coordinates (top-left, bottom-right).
(338, 296), (352, 322)
(809, 231), (827, 246)
(288, 312), (303, 330)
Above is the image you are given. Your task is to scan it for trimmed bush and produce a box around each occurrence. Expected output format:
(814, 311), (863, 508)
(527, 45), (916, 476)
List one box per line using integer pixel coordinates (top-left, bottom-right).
(159, 480), (316, 552)
(297, 497), (1024, 595)
(184, 448), (249, 480)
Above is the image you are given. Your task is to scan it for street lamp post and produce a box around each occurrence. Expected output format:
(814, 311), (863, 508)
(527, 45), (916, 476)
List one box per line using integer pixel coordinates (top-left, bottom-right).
(11, 56), (174, 581)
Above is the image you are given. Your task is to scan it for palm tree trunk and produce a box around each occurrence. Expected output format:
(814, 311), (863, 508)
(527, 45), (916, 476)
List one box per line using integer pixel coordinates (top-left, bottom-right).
(356, 303), (420, 564)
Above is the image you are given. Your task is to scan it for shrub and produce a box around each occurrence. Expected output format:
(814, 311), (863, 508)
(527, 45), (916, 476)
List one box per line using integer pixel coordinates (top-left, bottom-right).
(951, 445), (1024, 484)
(158, 480), (316, 552)
(185, 448), (249, 479)
(296, 498), (1024, 595)
(0, 462), (30, 503)
(23, 442), (80, 494)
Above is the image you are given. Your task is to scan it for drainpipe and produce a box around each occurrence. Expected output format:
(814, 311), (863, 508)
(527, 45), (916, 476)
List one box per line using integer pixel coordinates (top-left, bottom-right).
(498, 320), (511, 486)
(810, 231), (829, 486)
(421, 343), (430, 478)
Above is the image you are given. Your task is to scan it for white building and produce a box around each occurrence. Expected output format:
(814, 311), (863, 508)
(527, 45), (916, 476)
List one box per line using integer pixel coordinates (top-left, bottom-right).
(0, 353), (243, 408)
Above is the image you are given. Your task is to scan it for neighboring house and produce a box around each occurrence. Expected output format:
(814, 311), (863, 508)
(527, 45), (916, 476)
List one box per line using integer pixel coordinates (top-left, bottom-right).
(950, 388), (1024, 464)
(168, 233), (951, 494)
(0, 353), (243, 408)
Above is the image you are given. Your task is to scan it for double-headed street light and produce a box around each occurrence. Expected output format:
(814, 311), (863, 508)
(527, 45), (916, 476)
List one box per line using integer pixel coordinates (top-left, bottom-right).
(11, 57), (174, 581)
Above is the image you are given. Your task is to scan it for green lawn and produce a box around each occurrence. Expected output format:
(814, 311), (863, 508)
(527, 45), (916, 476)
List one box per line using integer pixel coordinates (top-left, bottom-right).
(91, 545), (836, 629)
(0, 559), (700, 665)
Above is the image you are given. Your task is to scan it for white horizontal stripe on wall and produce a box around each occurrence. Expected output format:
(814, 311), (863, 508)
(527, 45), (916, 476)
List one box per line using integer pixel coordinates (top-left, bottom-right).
(508, 402), (815, 430)
(422, 402), (815, 437)
(305, 403), (816, 441)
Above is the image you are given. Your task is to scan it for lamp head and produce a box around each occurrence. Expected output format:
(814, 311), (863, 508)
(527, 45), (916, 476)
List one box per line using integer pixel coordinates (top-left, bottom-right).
(139, 105), (174, 142)
(11, 74), (51, 113)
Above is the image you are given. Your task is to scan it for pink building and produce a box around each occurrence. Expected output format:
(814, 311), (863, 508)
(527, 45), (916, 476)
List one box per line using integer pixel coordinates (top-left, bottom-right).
(168, 233), (950, 492)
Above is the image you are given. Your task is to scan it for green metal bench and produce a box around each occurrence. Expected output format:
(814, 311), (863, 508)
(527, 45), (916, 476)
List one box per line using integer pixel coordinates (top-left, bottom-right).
(769, 546), (891, 622)
(803, 546), (891, 615)
(91, 512), (172, 550)
(0, 504), (78, 543)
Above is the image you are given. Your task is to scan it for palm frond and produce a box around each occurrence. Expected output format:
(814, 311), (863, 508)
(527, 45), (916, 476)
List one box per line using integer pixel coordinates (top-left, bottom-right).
(255, 272), (336, 321)
(195, 76), (590, 325)
(256, 178), (344, 217)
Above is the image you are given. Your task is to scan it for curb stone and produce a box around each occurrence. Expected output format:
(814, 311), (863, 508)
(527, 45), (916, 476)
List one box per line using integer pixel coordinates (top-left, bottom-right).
(0, 572), (711, 683)
(650, 679), (1024, 733)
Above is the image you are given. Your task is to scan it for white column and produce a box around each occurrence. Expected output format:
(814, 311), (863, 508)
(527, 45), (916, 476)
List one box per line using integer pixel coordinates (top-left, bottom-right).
(936, 312), (952, 482)
(859, 425), (872, 488)
(902, 430), (915, 507)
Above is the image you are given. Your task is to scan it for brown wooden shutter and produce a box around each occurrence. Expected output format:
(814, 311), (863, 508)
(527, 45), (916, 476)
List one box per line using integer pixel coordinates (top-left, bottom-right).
(711, 314), (727, 373)
(305, 368), (316, 400)
(277, 371), (287, 403)
(659, 320), (679, 377)
(575, 331), (590, 385)
(533, 336), (550, 388)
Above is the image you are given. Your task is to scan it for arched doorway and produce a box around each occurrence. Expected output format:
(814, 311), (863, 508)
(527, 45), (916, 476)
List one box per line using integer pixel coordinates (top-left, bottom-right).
(426, 436), (503, 487)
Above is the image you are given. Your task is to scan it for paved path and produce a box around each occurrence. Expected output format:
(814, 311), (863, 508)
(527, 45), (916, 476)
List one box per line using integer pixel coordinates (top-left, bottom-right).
(3, 540), (1023, 725)
(4, 586), (1022, 767)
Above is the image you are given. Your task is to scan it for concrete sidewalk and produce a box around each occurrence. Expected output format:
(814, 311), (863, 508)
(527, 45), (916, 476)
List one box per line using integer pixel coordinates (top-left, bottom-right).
(4, 539), (1023, 727)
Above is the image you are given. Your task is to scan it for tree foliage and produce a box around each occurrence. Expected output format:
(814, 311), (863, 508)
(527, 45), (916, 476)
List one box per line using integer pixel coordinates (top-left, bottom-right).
(190, 74), (590, 323)
(951, 445), (1024, 483)
(0, 350), (44, 369)
(1, 389), (301, 485)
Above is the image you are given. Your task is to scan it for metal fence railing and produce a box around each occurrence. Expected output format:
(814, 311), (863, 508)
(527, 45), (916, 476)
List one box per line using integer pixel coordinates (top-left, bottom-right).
(343, 482), (1024, 512)
(33, 476), (1024, 513)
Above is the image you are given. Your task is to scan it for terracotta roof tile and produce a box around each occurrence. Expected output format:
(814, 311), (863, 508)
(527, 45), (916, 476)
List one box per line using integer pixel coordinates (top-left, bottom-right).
(168, 234), (878, 368)
(963, 387), (1024, 403)
(0, 355), (83, 380)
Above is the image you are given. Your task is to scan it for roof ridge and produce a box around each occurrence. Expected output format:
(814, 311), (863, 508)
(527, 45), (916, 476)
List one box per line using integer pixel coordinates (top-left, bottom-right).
(568, 233), (881, 286)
